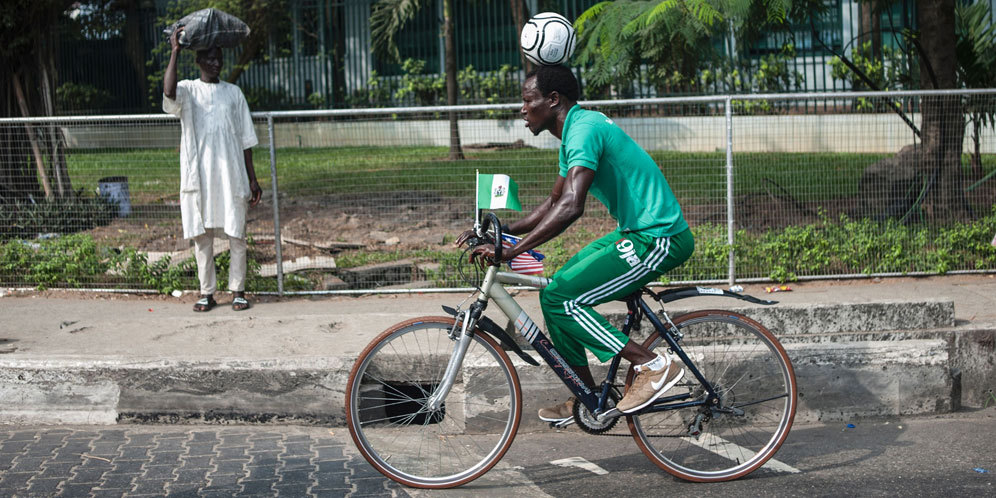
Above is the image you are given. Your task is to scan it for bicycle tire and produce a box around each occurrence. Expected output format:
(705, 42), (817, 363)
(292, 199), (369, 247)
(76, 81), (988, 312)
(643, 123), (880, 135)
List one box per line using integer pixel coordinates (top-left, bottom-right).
(345, 316), (522, 488)
(627, 310), (797, 482)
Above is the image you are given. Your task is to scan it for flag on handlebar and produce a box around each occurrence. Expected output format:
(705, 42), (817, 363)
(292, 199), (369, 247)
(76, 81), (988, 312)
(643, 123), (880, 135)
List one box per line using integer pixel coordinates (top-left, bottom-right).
(501, 234), (545, 275)
(477, 173), (522, 211)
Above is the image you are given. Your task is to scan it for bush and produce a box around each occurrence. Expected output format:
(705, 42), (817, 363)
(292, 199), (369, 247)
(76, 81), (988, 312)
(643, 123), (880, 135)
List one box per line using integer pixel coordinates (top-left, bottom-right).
(0, 197), (117, 242)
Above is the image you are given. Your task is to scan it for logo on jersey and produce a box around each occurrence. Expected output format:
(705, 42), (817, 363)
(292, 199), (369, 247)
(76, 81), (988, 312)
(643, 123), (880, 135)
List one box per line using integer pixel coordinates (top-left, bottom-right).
(616, 238), (640, 268)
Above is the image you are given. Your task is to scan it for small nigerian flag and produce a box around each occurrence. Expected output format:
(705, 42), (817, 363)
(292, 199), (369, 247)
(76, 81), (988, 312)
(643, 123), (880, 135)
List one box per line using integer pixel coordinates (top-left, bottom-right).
(477, 174), (522, 211)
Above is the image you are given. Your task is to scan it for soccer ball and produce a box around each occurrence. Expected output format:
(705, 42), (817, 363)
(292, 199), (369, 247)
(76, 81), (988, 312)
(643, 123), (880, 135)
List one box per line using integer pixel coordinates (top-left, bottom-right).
(520, 12), (576, 66)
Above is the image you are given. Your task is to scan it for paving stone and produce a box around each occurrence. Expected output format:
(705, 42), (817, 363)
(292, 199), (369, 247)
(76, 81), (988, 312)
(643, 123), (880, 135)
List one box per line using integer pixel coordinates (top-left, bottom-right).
(179, 455), (214, 469)
(117, 447), (152, 461)
(279, 455), (313, 470)
(347, 462), (386, 479)
(245, 464), (280, 480)
(190, 432), (220, 443)
(276, 469), (312, 484)
(185, 443), (218, 457)
(200, 489), (241, 498)
(9, 432), (39, 442)
(0, 472), (33, 493)
(153, 439), (187, 452)
(89, 442), (125, 456)
(113, 459), (149, 475)
(58, 482), (99, 497)
(173, 468), (211, 484)
(207, 473), (243, 488)
(97, 473), (138, 490)
(9, 456), (48, 473)
(273, 483), (311, 496)
(141, 464), (178, 480)
(68, 464), (112, 483)
(148, 451), (184, 466)
(217, 447), (250, 460)
(249, 439), (283, 452)
(280, 442), (312, 456)
(350, 477), (392, 495)
(239, 479), (277, 495)
(212, 459), (249, 476)
(0, 440), (32, 453)
(27, 476), (65, 494)
(126, 434), (157, 446)
(129, 479), (170, 495)
(95, 431), (128, 442)
(218, 434), (251, 446)
(37, 461), (78, 478)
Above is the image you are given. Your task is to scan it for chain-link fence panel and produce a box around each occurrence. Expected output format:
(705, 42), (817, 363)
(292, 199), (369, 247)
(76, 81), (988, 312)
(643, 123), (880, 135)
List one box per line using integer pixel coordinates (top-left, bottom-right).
(729, 91), (996, 281)
(2, 90), (994, 293)
(0, 115), (273, 292)
(262, 98), (732, 292)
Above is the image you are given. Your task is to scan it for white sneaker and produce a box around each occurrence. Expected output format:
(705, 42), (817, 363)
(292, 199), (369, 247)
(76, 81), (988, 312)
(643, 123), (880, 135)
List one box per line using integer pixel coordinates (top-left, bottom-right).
(538, 397), (575, 424)
(617, 362), (684, 414)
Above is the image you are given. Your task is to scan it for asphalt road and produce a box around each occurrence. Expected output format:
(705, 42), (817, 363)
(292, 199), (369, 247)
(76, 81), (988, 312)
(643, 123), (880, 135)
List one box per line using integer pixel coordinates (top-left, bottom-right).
(1, 410), (994, 497)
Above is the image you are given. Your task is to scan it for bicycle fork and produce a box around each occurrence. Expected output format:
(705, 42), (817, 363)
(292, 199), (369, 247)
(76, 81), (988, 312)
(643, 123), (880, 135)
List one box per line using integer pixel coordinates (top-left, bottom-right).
(426, 305), (480, 411)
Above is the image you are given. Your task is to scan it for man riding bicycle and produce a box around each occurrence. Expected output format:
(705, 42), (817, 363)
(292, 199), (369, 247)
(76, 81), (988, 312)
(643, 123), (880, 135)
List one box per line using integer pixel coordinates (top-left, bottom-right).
(459, 64), (695, 423)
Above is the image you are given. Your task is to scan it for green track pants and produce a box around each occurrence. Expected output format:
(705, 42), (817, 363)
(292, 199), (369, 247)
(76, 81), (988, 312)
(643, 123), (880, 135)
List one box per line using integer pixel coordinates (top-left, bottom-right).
(539, 227), (694, 366)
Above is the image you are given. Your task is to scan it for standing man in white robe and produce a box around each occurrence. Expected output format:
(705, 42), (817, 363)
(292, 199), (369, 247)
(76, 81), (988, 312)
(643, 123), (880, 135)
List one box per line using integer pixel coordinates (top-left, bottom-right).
(163, 27), (262, 312)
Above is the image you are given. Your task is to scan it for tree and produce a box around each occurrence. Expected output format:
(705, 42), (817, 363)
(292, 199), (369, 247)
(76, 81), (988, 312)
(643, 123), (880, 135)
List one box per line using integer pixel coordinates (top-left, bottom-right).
(370, 0), (465, 160)
(954, 0), (996, 178)
(834, 1), (969, 220)
(573, 0), (825, 96)
(1, 0), (76, 201)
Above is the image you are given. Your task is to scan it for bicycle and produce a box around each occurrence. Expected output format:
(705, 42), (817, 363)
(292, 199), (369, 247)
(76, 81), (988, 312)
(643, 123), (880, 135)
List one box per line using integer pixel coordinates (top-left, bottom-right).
(344, 213), (797, 488)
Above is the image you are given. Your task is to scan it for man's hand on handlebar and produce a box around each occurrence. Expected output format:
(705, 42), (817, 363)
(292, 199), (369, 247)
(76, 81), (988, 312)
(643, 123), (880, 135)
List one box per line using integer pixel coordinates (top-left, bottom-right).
(455, 230), (509, 268)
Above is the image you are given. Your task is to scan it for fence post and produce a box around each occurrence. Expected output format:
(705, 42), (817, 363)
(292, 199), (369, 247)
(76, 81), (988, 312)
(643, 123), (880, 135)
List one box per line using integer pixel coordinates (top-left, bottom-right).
(267, 114), (284, 296)
(725, 96), (735, 287)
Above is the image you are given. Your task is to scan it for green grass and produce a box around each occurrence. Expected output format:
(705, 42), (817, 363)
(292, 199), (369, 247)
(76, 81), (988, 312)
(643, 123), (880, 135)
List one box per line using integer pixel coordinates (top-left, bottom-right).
(68, 146), (979, 203)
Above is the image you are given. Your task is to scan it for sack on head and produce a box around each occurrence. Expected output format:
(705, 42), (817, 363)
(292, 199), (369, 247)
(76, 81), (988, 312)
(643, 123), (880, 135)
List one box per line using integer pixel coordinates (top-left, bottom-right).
(164, 8), (250, 51)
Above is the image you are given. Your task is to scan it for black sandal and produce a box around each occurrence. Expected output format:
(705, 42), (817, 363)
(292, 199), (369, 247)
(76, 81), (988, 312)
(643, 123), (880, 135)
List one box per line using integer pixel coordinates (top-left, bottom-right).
(232, 294), (251, 311)
(193, 295), (216, 312)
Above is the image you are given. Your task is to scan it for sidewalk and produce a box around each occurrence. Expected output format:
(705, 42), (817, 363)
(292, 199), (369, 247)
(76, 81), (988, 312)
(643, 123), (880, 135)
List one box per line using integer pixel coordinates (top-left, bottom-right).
(1, 274), (995, 426)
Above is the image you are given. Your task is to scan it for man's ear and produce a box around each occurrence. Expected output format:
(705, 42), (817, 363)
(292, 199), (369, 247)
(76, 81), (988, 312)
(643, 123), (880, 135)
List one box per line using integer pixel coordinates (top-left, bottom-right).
(548, 90), (561, 109)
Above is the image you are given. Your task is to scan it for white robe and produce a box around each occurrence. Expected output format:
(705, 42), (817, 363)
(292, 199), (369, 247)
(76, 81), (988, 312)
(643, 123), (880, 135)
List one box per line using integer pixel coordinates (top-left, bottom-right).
(163, 79), (258, 240)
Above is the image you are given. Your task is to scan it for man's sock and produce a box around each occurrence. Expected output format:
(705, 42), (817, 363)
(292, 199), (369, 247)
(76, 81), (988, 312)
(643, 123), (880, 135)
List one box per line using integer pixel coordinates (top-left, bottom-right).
(637, 354), (669, 372)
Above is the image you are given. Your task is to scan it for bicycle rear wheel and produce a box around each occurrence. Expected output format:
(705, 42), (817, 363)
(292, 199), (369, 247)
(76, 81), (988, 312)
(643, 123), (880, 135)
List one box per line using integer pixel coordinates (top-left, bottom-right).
(345, 317), (522, 488)
(627, 310), (797, 482)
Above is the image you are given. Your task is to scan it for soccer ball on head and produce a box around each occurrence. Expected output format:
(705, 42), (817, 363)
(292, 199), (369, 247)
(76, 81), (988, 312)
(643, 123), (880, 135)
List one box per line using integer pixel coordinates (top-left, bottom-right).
(520, 12), (576, 66)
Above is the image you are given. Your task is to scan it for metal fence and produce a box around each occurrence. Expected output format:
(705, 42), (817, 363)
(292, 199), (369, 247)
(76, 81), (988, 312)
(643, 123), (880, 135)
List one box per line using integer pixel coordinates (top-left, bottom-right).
(2, 89), (995, 294)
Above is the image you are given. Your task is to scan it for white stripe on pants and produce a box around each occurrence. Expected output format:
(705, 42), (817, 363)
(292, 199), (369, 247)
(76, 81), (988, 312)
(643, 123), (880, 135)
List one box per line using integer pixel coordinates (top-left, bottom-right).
(193, 228), (247, 295)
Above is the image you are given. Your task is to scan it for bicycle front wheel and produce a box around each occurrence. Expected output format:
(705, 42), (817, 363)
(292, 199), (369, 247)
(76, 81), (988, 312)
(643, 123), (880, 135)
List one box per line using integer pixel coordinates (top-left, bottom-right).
(345, 317), (522, 488)
(627, 310), (797, 482)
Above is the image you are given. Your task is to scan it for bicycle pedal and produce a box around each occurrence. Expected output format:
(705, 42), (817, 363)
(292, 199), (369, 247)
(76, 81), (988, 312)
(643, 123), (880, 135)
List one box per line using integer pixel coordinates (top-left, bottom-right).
(552, 418), (575, 428)
(594, 408), (621, 422)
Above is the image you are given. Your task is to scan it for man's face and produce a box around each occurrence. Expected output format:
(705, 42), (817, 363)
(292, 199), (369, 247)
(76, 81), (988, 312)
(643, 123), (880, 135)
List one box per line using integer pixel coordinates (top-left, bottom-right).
(521, 77), (555, 136)
(196, 48), (224, 81)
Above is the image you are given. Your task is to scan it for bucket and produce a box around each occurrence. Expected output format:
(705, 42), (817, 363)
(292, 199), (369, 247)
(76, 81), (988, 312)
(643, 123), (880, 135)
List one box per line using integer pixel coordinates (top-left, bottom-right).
(97, 176), (131, 217)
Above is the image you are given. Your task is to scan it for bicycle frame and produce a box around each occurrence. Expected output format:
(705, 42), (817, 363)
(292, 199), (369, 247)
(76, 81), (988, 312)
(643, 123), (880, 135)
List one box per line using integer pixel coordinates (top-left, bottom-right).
(432, 264), (725, 419)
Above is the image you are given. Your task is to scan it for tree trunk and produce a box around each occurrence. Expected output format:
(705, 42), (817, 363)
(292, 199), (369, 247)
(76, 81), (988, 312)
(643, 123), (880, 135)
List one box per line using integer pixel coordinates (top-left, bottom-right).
(12, 72), (53, 200)
(443, 0), (464, 160)
(971, 116), (982, 177)
(509, 0), (534, 73)
(916, 0), (967, 220)
(226, 35), (265, 85)
(38, 32), (71, 197)
(330, 2), (347, 107)
(123, 2), (148, 105)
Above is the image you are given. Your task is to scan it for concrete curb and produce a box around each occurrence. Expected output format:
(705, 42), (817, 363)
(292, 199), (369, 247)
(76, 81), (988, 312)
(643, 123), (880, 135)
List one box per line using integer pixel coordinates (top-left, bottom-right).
(2, 299), (991, 429)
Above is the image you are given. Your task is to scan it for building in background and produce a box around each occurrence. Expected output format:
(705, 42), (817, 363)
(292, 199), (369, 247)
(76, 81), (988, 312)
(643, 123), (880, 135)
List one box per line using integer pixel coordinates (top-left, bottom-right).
(50, 0), (985, 115)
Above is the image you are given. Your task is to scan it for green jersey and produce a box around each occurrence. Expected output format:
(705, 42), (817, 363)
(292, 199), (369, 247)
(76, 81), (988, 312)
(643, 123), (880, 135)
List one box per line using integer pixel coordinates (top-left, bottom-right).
(558, 105), (688, 237)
